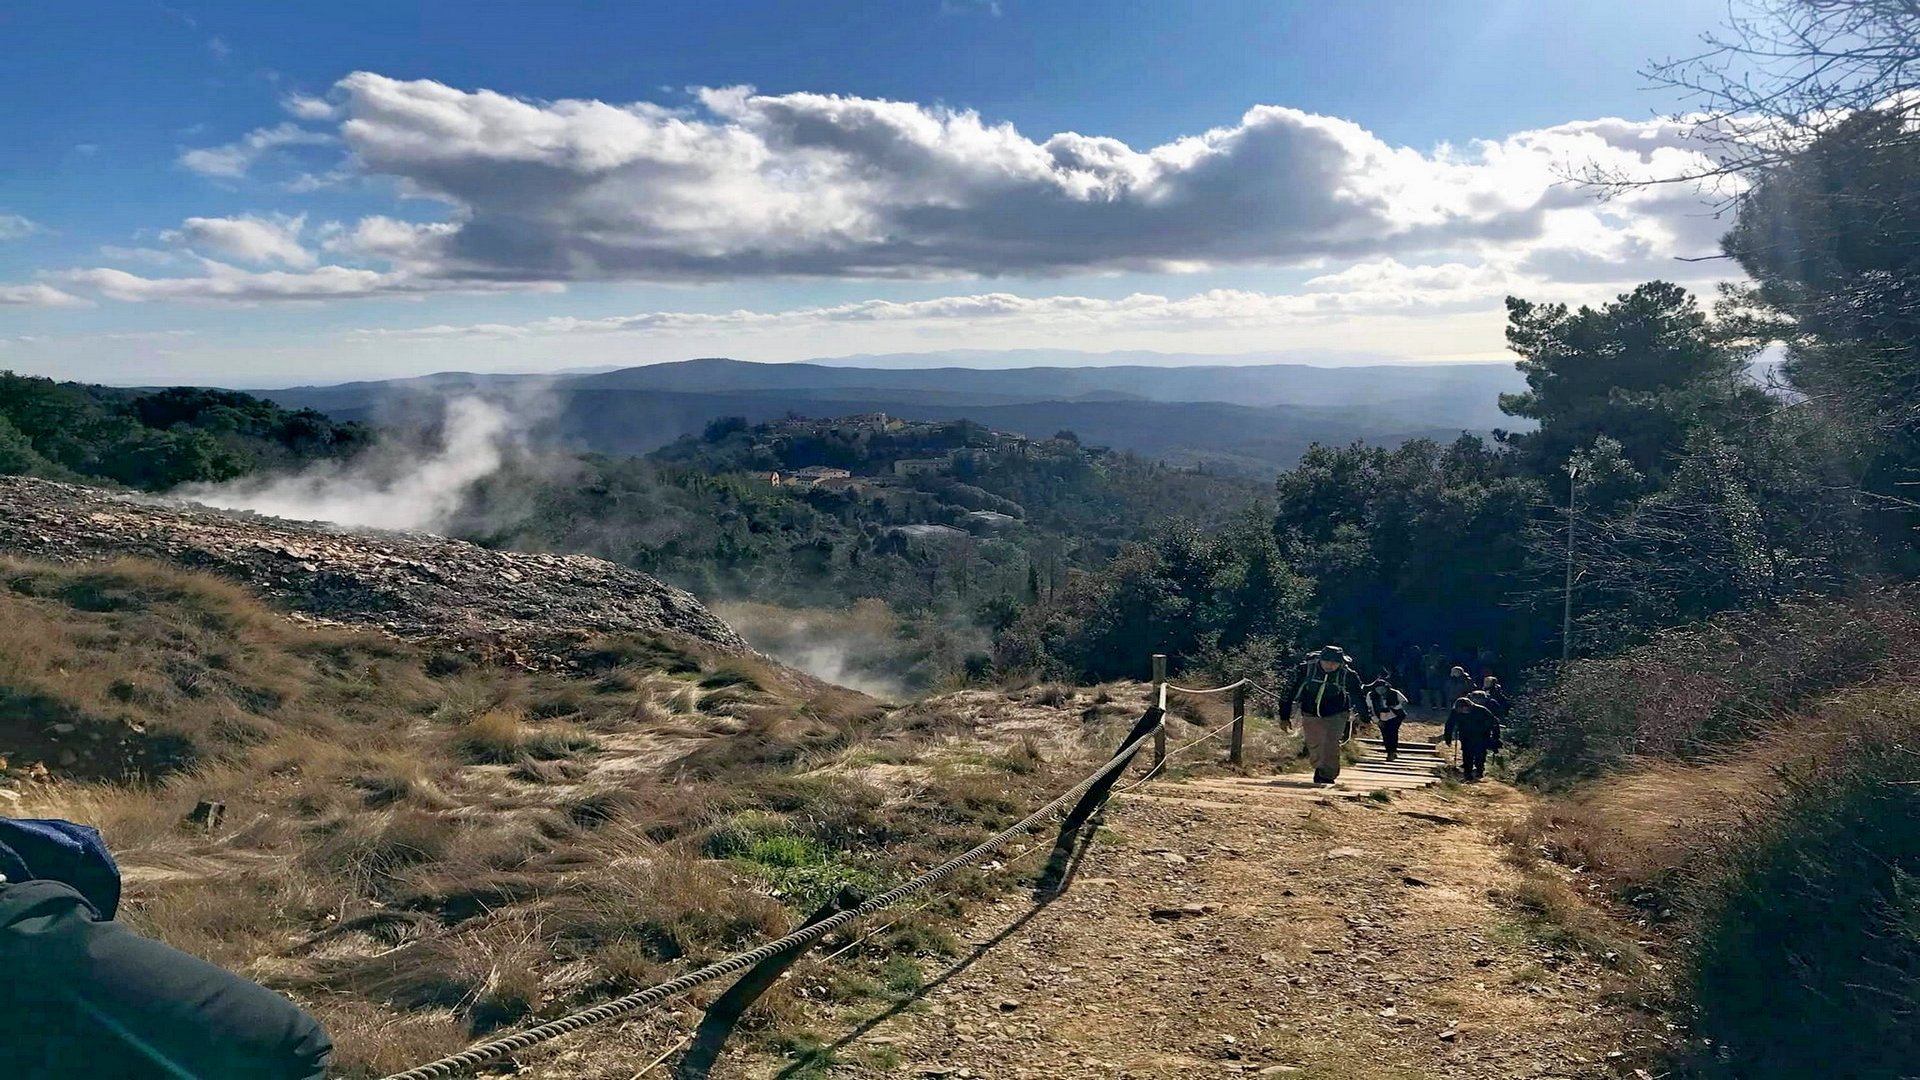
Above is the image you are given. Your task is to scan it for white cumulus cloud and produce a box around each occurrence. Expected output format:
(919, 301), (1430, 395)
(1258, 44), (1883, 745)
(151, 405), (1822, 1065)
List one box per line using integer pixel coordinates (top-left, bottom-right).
(60, 261), (557, 304)
(0, 283), (90, 307)
(282, 93), (337, 121)
(163, 213), (314, 267)
(47, 75), (1743, 306)
(179, 122), (333, 179)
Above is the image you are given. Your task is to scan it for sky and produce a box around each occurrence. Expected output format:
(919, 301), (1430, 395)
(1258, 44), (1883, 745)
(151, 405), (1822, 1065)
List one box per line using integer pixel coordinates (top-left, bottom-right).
(0, 0), (1751, 386)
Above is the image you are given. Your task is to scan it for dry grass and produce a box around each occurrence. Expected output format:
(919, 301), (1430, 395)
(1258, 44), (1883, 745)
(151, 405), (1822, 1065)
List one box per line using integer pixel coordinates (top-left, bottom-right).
(0, 556), (1114, 1077)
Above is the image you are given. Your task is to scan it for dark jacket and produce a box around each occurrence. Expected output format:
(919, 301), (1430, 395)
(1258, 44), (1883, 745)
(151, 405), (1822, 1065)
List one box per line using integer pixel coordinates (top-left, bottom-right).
(1444, 671), (1474, 704)
(1282, 660), (1367, 721)
(0, 878), (332, 1079)
(1443, 697), (1501, 746)
(1479, 684), (1510, 719)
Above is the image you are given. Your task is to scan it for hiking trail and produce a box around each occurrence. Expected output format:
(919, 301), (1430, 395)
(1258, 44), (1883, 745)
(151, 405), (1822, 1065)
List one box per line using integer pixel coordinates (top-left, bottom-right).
(727, 720), (1638, 1080)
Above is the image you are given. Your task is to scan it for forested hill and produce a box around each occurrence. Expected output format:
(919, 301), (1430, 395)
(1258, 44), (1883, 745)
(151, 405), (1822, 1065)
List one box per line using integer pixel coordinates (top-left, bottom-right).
(0, 372), (369, 491)
(263, 357), (1520, 472)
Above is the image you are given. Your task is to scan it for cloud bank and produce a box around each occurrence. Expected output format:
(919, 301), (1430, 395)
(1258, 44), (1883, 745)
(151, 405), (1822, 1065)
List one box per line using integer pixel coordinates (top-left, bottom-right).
(30, 75), (1734, 305)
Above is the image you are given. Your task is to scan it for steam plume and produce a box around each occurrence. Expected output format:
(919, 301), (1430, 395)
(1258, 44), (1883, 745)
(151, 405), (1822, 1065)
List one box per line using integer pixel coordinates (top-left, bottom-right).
(179, 395), (521, 533)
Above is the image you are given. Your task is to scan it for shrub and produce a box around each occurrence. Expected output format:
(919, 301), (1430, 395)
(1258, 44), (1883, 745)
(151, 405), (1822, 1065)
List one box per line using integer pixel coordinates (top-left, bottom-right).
(1518, 588), (1920, 776)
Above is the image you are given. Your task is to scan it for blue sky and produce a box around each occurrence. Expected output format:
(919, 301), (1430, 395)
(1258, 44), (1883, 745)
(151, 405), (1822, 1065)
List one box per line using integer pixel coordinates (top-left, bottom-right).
(1, 0), (1747, 385)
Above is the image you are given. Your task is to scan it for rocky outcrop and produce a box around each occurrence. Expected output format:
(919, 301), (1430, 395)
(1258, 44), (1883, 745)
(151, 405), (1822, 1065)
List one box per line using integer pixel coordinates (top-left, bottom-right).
(0, 476), (748, 658)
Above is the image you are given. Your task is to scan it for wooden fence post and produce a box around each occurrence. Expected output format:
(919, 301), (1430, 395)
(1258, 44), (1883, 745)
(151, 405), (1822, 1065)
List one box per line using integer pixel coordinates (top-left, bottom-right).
(673, 889), (858, 1078)
(1229, 683), (1246, 766)
(1151, 653), (1167, 768)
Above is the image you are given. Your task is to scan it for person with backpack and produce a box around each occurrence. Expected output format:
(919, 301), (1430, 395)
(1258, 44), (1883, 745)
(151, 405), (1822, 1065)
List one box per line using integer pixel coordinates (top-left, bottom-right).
(0, 817), (332, 1079)
(1443, 693), (1502, 782)
(1281, 644), (1366, 785)
(1444, 664), (1474, 708)
(1365, 675), (1410, 761)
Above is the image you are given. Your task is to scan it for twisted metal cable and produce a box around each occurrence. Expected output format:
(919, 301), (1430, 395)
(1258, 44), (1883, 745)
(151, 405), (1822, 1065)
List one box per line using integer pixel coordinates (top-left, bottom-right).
(378, 722), (1163, 1080)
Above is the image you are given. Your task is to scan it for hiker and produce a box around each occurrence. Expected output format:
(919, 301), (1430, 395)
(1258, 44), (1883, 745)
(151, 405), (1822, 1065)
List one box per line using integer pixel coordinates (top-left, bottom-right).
(1422, 646), (1448, 708)
(1480, 675), (1510, 720)
(0, 817), (332, 1079)
(1443, 693), (1502, 782)
(1281, 645), (1366, 785)
(1365, 675), (1410, 761)
(1444, 664), (1474, 708)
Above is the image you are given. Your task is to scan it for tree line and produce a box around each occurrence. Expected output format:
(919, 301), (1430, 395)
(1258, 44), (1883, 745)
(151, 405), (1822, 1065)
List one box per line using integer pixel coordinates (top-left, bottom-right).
(0, 375), (370, 491)
(997, 112), (1920, 685)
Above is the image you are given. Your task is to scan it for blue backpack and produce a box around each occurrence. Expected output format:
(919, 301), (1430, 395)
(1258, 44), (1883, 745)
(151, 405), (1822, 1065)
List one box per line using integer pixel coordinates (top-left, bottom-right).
(0, 818), (122, 919)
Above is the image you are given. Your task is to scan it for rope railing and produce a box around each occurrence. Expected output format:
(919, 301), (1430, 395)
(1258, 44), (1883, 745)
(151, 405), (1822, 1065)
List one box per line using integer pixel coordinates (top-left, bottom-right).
(1164, 676), (1285, 703)
(377, 720), (1165, 1080)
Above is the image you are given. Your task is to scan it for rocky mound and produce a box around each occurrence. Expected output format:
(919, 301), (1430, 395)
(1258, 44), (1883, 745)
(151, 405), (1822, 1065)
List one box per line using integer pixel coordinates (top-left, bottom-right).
(0, 476), (747, 659)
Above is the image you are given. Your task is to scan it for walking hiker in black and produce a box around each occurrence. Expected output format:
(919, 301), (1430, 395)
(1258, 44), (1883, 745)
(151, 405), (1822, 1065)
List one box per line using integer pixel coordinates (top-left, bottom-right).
(1365, 676), (1410, 761)
(1443, 694), (1502, 782)
(1281, 645), (1367, 785)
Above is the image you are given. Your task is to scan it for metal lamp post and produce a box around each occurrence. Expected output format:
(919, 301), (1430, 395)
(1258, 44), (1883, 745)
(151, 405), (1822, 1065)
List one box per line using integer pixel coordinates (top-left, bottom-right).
(1562, 462), (1579, 666)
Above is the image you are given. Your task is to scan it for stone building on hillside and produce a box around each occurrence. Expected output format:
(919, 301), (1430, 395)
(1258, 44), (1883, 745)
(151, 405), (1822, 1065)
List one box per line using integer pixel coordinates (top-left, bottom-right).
(893, 457), (949, 478)
(774, 465), (853, 489)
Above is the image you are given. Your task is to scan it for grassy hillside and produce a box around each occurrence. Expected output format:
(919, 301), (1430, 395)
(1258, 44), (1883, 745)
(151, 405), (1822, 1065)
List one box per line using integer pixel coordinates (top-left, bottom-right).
(0, 557), (1184, 1076)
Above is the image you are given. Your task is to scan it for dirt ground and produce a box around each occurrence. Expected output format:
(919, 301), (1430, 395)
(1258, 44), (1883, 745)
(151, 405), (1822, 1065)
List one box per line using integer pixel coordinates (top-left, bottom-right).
(631, 716), (1643, 1080)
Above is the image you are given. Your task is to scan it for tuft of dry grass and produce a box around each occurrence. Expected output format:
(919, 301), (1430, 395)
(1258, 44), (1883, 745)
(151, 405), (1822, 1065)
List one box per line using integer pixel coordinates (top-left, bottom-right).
(454, 709), (598, 765)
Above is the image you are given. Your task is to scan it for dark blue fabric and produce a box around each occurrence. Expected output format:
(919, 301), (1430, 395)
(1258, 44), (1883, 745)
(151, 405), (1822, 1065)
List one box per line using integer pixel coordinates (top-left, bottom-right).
(0, 819), (121, 920)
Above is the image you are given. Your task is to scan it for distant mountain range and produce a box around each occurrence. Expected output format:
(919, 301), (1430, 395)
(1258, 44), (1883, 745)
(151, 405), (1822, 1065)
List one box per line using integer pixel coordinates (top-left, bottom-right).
(262, 356), (1527, 473)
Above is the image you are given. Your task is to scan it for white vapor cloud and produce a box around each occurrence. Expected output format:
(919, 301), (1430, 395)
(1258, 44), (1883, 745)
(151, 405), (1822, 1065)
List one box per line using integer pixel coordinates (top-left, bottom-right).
(179, 122), (332, 179)
(177, 396), (521, 532)
(0, 283), (90, 307)
(163, 213), (314, 267)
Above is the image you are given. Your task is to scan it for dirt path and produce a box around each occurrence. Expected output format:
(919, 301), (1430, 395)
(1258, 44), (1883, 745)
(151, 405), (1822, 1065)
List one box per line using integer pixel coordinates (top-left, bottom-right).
(746, 738), (1639, 1080)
